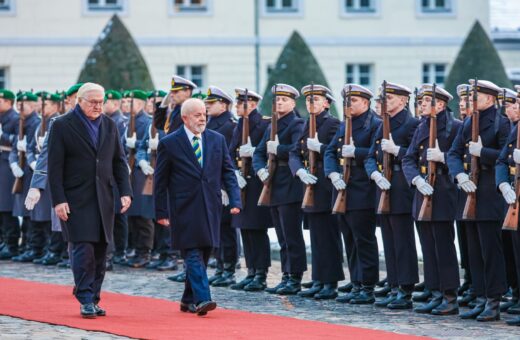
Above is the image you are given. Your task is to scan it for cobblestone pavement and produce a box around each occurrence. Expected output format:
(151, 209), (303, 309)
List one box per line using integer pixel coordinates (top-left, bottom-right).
(1, 260), (520, 339)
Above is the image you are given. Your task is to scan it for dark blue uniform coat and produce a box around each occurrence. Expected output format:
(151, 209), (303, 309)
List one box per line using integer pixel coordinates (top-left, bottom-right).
(0, 108), (18, 212)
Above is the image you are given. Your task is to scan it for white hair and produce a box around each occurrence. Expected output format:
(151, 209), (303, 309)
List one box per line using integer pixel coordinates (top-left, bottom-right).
(181, 98), (205, 117)
(77, 82), (105, 99)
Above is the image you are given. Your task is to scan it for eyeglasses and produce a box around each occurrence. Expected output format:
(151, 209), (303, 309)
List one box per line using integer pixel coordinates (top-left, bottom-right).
(81, 98), (104, 107)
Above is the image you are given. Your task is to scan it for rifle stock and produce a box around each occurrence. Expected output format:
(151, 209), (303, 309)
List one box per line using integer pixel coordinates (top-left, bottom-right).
(462, 79), (479, 220)
(258, 89), (278, 207)
(377, 81), (391, 214)
(302, 83), (316, 209)
(12, 99), (25, 194)
(503, 121), (520, 231)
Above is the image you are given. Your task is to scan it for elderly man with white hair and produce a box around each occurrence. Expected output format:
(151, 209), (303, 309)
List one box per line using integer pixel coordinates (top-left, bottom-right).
(48, 82), (132, 318)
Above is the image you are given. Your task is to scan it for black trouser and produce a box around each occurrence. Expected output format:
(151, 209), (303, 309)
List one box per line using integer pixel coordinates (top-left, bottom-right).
(240, 228), (271, 270)
(503, 230), (518, 293)
(29, 221), (50, 254)
(512, 229), (520, 286)
(465, 221), (507, 298)
(71, 241), (108, 305)
(128, 216), (154, 255)
(154, 220), (173, 255)
(215, 223), (239, 267)
(113, 213), (128, 256)
(380, 214), (419, 287)
(48, 231), (67, 257)
(271, 203), (306, 274)
(339, 210), (379, 286)
(340, 215), (359, 283)
(416, 221), (460, 292)
(308, 212), (344, 283)
(456, 220), (471, 282)
(0, 212), (20, 251)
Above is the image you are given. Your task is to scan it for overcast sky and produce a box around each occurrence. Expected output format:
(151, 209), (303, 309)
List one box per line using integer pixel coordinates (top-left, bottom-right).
(490, 0), (520, 30)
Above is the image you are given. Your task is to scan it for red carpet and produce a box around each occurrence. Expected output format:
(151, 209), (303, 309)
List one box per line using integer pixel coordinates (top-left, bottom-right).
(0, 277), (431, 339)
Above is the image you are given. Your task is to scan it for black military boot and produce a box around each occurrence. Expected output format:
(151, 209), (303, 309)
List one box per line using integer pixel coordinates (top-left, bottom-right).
(212, 263), (236, 287)
(145, 254), (166, 269)
(208, 268), (223, 285)
(298, 281), (323, 298)
(314, 283), (338, 300)
(265, 273), (289, 294)
(507, 300), (520, 314)
(414, 290), (442, 314)
(276, 273), (302, 295)
(350, 285), (375, 305)
(127, 252), (151, 268)
(412, 287), (432, 302)
(476, 297), (501, 322)
(244, 269), (268, 292)
(458, 287), (476, 307)
(157, 256), (178, 271)
(431, 290), (459, 315)
(0, 247), (18, 260)
(41, 252), (62, 266)
(458, 276), (471, 296)
(374, 282), (391, 297)
(167, 270), (186, 282)
(506, 316), (520, 326)
(374, 286), (398, 307)
(387, 286), (413, 310)
(230, 268), (255, 290)
(414, 281), (426, 292)
(459, 296), (486, 319)
(500, 288), (519, 312)
(33, 251), (50, 265)
(338, 282), (354, 293)
(301, 281), (314, 289)
(12, 250), (44, 263)
(376, 277), (387, 288)
(113, 254), (128, 265)
(336, 283), (361, 303)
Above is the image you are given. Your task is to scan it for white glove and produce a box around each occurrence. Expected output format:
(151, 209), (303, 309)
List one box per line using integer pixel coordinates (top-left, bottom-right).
(17, 136), (27, 152)
(328, 172), (346, 190)
(239, 137), (255, 158)
(267, 135), (279, 155)
(341, 137), (356, 158)
(235, 170), (247, 189)
(148, 134), (159, 151)
(412, 175), (434, 196)
(126, 132), (137, 149)
(30, 161), (36, 171)
(381, 133), (400, 156)
(138, 159), (154, 176)
(371, 171), (391, 190)
(468, 136), (483, 157)
(257, 168), (269, 182)
(37, 135), (46, 149)
(10, 162), (24, 178)
(0, 123), (3, 139)
(499, 182), (516, 205)
(306, 133), (322, 153)
(456, 173), (477, 193)
(24, 188), (41, 211)
(426, 139), (445, 163)
(160, 93), (171, 108)
(514, 148), (520, 164)
(221, 189), (229, 206)
(296, 168), (318, 185)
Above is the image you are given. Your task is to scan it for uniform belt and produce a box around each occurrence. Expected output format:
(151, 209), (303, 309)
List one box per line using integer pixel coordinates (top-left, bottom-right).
(510, 166), (517, 176)
(0, 145), (12, 152)
(464, 163), (491, 171)
(378, 164), (401, 172)
(277, 160), (288, 166)
(420, 166), (449, 175)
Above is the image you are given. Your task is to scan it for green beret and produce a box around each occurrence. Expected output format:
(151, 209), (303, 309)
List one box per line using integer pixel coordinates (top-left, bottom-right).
(148, 90), (167, 98)
(0, 89), (15, 100)
(16, 91), (38, 102)
(66, 83), (84, 97)
(35, 91), (49, 98)
(192, 91), (207, 100)
(43, 92), (62, 102)
(105, 90), (122, 100)
(130, 89), (148, 101)
(122, 90), (131, 98)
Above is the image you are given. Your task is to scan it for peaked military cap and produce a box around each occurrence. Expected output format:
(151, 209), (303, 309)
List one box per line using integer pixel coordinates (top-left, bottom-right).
(497, 88), (517, 104)
(382, 82), (412, 97)
(148, 90), (167, 98)
(342, 84), (374, 100)
(469, 79), (501, 97)
(129, 89), (148, 101)
(171, 75), (197, 92)
(456, 84), (471, 98)
(66, 83), (84, 97)
(205, 86), (233, 104)
(105, 90), (122, 100)
(271, 84), (299, 99)
(0, 89), (15, 100)
(301, 84), (335, 103)
(420, 84), (453, 102)
(514, 85), (520, 98)
(16, 91), (38, 102)
(234, 88), (262, 102)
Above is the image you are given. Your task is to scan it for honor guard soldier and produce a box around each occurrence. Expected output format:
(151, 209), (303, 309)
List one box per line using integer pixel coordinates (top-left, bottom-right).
(121, 90), (131, 117)
(253, 84), (306, 295)
(402, 84), (462, 315)
(202, 86), (239, 287)
(229, 88), (273, 291)
(288, 84), (343, 300)
(447, 79), (510, 322)
(10, 91), (42, 262)
(365, 82), (420, 309)
(64, 83), (83, 113)
(0, 89), (20, 259)
(324, 84), (381, 304)
(154, 75), (197, 135)
(124, 90), (154, 268)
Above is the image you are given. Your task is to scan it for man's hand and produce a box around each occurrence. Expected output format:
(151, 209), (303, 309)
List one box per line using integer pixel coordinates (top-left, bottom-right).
(221, 190), (230, 206)
(456, 173), (477, 193)
(148, 134), (159, 151)
(341, 137), (356, 158)
(126, 132), (137, 149)
(381, 133), (400, 156)
(235, 170), (247, 189)
(514, 148), (520, 164)
(499, 182), (516, 205)
(328, 172), (346, 191)
(55, 202), (70, 221)
(371, 171), (391, 190)
(157, 218), (170, 227)
(239, 136), (255, 158)
(38, 134), (46, 149)
(230, 208), (240, 215)
(307, 133), (322, 153)
(120, 196), (131, 213)
(267, 135), (279, 155)
(296, 168), (318, 185)
(17, 136), (27, 153)
(30, 161), (36, 171)
(10, 162), (24, 178)
(25, 188), (41, 210)
(412, 176), (434, 196)
(257, 168), (269, 182)
(427, 139), (445, 163)
(139, 160), (154, 176)
(469, 136), (483, 157)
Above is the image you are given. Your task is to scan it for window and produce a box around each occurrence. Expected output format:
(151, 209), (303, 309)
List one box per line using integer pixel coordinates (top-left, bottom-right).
(172, 0), (209, 13)
(87, 0), (124, 11)
(176, 65), (205, 88)
(346, 64), (372, 88)
(345, 0), (376, 13)
(0, 68), (7, 88)
(0, 0), (11, 11)
(263, 0), (302, 16)
(422, 63), (447, 86)
(420, 0), (452, 13)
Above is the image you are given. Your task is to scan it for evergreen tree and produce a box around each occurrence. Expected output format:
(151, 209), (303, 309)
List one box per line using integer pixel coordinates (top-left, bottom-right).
(78, 14), (154, 90)
(444, 21), (512, 115)
(260, 31), (337, 117)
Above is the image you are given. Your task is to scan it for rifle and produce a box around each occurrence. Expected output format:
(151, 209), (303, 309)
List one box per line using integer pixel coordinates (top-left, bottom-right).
(142, 93), (158, 196)
(414, 87), (419, 118)
(463, 85), (470, 120)
(377, 81), (391, 214)
(258, 87), (278, 206)
(127, 92), (136, 171)
(418, 84), (438, 221)
(239, 89), (250, 205)
(39, 95), (47, 138)
(462, 79), (479, 220)
(503, 119), (520, 231)
(59, 91), (66, 115)
(12, 98), (25, 194)
(332, 86), (352, 214)
(302, 83), (317, 209)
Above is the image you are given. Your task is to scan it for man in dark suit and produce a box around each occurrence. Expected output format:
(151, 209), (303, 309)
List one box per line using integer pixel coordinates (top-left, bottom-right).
(48, 83), (132, 318)
(154, 98), (241, 316)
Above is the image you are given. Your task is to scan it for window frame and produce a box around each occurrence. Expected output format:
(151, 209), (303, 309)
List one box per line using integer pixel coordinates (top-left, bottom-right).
(340, 0), (380, 18)
(416, 0), (456, 18)
(422, 63), (448, 86)
(0, 67), (9, 89)
(176, 65), (206, 89)
(260, 0), (304, 18)
(345, 63), (373, 90)
(82, 0), (128, 16)
(168, 0), (213, 17)
(0, 0), (16, 17)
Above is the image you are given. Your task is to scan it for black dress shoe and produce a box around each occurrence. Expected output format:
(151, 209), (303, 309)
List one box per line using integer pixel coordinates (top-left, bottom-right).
(412, 288), (432, 302)
(265, 273), (289, 294)
(243, 271), (267, 292)
(113, 255), (128, 265)
(298, 282), (323, 298)
(94, 304), (106, 316)
(338, 282), (353, 293)
(414, 282), (426, 292)
(207, 258), (217, 269)
(507, 301), (520, 314)
(376, 277), (387, 288)
(476, 298), (501, 322)
(458, 290), (477, 307)
(56, 259), (70, 268)
(41, 252), (62, 266)
(276, 274), (302, 295)
(12, 250), (44, 263)
(168, 271), (186, 282)
(506, 316), (520, 326)
(458, 281), (471, 296)
(301, 281), (314, 289)
(145, 258), (164, 269)
(196, 301), (217, 316)
(336, 285), (362, 303)
(157, 259), (178, 271)
(180, 302), (196, 313)
(350, 287), (376, 305)
(374, 283), (391, 297)
(230, 272), (255, 290)
(0, 248), (18, 260)
(431, 291), (459, 316)
(33, 252), (50, 265)
(387, 287), (413, 310)
(414, 290), (442, 314)
(314, 283), (338, 300)
(127, 254), (151, 268)
(208, 270), (223, 285)
(80, 303), (97, 319)
(460, 297), (486, 319)
(212, 271), (236, 287)
(500, 299), (518, 312)
(374, 287), (398, 307)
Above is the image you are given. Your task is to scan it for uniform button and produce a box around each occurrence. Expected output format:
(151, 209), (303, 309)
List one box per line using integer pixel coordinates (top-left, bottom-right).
(419, 146), (423, 150)
(337, 148), (341, 153)
(465, 143), (469, 147)
(509, 155), (512, 158)
(376, 140), (380, 144)
(509, 144), (512, 147)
